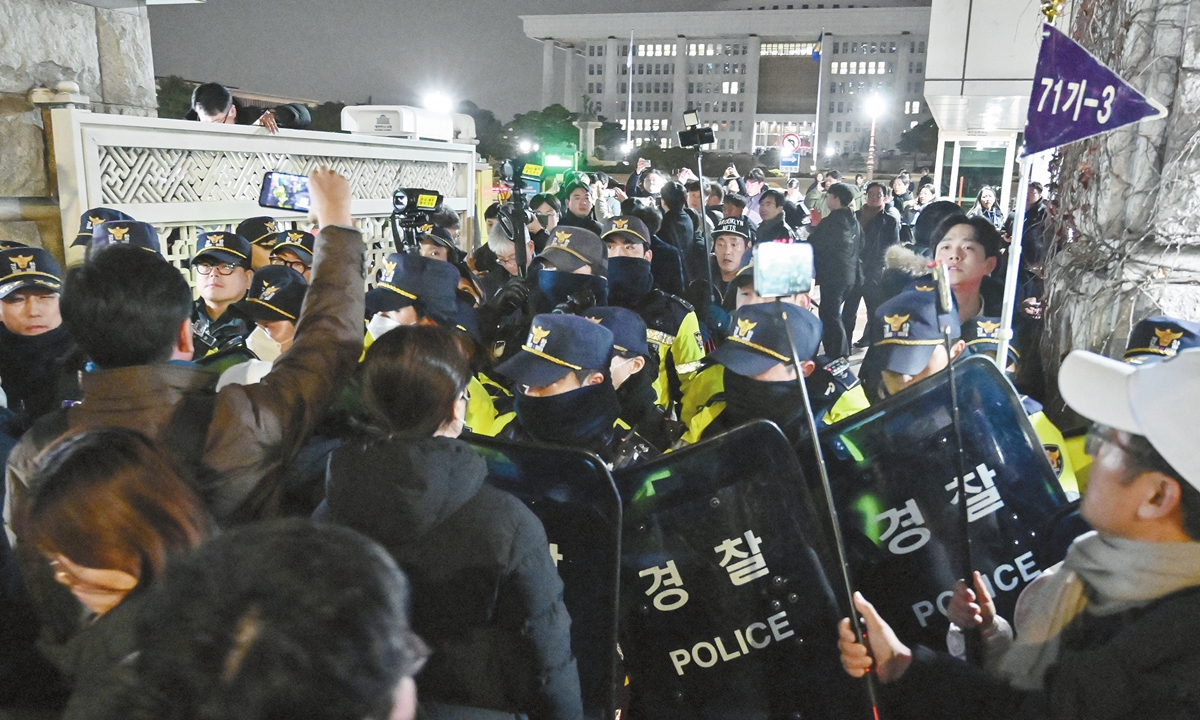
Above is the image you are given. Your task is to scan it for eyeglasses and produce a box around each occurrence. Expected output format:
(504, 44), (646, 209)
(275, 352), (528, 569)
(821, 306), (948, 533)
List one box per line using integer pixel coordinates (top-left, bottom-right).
(1084, 423), (1162, 470)
(271, 257), (309, 273)
(194, 262), (242, 276)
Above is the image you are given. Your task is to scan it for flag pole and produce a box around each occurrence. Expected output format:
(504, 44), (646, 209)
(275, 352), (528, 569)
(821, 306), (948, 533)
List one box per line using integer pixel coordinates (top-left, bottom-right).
(626, 32), (634, 146)
(812, 28), (825, 171)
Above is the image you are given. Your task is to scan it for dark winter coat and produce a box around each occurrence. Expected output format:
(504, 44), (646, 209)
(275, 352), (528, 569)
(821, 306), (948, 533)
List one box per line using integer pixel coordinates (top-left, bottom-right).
(882, 584), (1200, 720)
(556, 211), (602, 237)
(808, 207), (861, 289)
(659, 208), (695, 258)
(857, 205), (903, 287)
(756, 213), (798, 243)
(324, 436), (584, 720)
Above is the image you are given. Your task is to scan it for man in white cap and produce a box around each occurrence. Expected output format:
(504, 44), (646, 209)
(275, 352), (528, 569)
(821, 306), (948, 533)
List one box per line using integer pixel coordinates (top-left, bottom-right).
(836, 348), (1200, 719)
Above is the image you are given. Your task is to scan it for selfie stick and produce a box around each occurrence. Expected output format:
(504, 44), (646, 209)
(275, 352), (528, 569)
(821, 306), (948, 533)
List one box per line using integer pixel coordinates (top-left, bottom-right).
(774, 298), (882, 718)
(933, 260), (977, 664)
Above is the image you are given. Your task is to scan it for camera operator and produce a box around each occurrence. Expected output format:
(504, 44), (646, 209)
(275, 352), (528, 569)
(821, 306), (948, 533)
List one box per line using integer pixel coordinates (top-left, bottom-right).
(525, 193), (562, 254)
(188, 82), (280, 134)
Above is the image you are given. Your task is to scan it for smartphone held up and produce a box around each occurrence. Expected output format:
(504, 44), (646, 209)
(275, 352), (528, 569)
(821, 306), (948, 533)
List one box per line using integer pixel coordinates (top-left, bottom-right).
(259, 171), (311, 212)
(753, 241), (814, 299)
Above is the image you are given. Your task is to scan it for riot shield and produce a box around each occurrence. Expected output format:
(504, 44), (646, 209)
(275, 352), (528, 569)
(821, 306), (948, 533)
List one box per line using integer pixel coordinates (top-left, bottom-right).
(815, 354), (1072, 651)
(465, 435), (620, 720)
(612, 421), (870, 720)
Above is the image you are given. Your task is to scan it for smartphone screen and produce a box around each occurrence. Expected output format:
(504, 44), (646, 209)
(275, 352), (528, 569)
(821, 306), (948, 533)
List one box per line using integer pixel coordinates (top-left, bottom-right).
(753, 241), (814, 298)
(259, 171), (311, 212)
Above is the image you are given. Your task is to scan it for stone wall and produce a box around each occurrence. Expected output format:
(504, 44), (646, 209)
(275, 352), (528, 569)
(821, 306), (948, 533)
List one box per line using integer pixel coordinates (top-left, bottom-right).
(1041, 0), (1200, 420)
(0, 0), (157, 246)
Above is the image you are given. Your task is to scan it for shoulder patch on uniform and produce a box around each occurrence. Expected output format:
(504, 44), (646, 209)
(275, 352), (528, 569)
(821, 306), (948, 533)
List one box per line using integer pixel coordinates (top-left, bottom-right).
(655, 288), (694, 313)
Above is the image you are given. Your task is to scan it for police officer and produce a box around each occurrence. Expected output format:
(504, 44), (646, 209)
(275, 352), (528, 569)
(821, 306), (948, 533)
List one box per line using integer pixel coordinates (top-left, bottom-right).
(270, 230), (316, 281)
(720, 257), (866, 428)
(190, 231), (255, 369)
(0, 247), (81, 431)
(236, 216), (280, 269)
(70, 207), (133, 252)
(585, 305), (682, 451)
(1122, 315), (1200, 364)
(364, 252), (513, 437)
(217, 265), (307, 389)
(963, 316), (1080, 499)
(602, 215), (706, 414)
(88, 220), (162, 258)
(497, 313), (655, 468)
(682, 302), (825, 445)
(859, 289), (963, 403)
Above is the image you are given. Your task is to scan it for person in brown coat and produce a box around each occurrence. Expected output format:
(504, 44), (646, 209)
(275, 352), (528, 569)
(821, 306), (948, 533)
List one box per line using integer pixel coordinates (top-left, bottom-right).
(4, 168), (365, 648)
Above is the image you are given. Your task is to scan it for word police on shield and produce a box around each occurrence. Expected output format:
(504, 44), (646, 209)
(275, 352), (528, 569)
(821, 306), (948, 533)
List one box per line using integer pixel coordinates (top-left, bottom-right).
(1023, 23), (1167, 156)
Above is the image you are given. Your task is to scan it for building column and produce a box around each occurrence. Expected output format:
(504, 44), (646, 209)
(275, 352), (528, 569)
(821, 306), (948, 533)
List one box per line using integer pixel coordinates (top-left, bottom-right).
(563, 47), (576, 111)
(673, 36), (688, 142)
(604, 37), (619, 121)
(742, 35), (761, 154)
(542, 40), (555, 110)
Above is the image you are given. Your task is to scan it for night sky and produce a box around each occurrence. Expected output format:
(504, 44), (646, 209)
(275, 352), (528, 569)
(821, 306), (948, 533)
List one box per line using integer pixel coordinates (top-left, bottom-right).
(149, 0), (714, 119)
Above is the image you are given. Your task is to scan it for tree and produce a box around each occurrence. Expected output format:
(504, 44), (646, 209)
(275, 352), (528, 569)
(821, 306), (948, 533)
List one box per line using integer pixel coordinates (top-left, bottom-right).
(458, 100), (507, 161)
(896, 118), (938, 156)
(157, 75), (194, 120)
(506, 104), (581, 152)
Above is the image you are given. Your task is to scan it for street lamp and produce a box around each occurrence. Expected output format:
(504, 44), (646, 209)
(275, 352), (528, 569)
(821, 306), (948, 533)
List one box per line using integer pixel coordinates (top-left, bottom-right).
(865, 93), (885, 181)
(423, 92), (453, 115)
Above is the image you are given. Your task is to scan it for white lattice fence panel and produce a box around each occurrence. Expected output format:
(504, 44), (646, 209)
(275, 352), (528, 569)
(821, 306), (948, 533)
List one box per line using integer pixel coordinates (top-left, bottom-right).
(99, 147), (460, 206)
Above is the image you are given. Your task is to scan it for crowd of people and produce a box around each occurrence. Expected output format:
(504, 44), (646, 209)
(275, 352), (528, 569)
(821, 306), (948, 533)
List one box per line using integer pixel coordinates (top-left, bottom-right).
(0, 106), (1198, 719)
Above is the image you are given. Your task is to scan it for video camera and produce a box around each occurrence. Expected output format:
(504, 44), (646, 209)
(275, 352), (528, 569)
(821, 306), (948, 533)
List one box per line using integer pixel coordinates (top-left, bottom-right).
(388, 187), (444, 252)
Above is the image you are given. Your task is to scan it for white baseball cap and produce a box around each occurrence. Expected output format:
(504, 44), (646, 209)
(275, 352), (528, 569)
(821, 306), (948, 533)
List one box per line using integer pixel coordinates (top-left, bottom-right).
(1059, 348), (1200, 491)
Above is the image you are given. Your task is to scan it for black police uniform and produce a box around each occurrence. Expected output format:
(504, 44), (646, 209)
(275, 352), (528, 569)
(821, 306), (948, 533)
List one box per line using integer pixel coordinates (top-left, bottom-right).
(190, 231), (255, 368)
(0, 248), (82, 433)
(495, 313), (658, 469)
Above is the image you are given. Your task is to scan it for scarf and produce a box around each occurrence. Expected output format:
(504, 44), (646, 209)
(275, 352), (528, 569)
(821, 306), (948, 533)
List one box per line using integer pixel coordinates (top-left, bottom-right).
(989, 530), (1200, 690)
(514, 382), (620, 456)
(607, 257), (654, 308)
(721, 369), (806, 431)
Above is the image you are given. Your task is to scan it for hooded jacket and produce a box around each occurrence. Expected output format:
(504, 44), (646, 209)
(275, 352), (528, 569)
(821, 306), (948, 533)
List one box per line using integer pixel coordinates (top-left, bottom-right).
(324, 436), (583, 720)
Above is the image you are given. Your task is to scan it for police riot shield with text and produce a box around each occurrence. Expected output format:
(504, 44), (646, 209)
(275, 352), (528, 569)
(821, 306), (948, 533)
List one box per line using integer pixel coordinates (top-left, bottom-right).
(467, 436), (621, 720)
(613, 421), (869, 720)
(815, 354), (1073, 651)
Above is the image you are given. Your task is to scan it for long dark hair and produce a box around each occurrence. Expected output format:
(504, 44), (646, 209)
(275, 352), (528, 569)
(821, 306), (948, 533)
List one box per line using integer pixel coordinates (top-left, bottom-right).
(362, 325), (470, 437)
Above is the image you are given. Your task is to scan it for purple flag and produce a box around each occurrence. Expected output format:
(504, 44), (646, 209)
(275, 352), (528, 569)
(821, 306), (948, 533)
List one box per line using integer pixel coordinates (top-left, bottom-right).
(1023, 23), (1167, 157)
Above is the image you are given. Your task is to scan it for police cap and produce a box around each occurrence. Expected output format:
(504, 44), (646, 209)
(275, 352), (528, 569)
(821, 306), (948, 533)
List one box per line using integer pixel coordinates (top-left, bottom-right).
(194, 231), (253, 269)
(869, 290), (961, 375)
(1123, 315), (1200, 364)
(366, 252), (458, 323)
(245, 265), (307, 323)
(88, 221), (162, 259)
(538, 227), (608, 277)
(585, 305), (650, 358)
(712, 302), (821, 377)
(0, 248), (62, 299)
(496, 313), (614, 389)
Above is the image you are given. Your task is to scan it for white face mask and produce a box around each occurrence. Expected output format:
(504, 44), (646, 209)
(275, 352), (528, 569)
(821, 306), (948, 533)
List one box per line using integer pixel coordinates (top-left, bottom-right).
(366, 313), (402, 342)
(246, 325), (283, 363)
